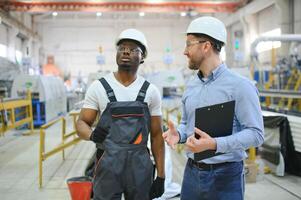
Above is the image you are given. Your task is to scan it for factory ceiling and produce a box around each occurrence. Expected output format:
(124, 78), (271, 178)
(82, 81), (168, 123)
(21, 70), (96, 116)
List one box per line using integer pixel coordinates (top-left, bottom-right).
(0, 0), (250, 13)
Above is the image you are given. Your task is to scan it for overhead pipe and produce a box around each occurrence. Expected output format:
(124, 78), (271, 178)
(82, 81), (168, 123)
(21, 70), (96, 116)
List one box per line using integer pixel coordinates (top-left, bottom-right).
(250, 34), (301, 87)
(250, 34), (301, 58)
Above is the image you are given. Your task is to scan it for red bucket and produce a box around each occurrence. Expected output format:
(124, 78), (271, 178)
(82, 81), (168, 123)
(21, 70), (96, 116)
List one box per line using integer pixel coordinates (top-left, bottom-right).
(67, 176), (92, 200)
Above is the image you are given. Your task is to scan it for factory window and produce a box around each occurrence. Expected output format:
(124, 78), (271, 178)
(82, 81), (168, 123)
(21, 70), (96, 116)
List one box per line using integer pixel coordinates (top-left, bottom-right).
(15, 50), (23, 65)
(0, 43), (7, 57)
(256, 28), (281, 53)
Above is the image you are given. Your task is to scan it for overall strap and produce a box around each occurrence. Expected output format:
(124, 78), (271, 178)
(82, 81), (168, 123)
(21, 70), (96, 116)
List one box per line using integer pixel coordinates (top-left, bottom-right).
(136, 80), (150, 102)
(99, 78), (117, 102)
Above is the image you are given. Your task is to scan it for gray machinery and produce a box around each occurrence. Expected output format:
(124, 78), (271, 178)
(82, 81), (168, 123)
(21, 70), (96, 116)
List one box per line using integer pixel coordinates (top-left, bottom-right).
(0, 57), (21, 98)
(146, 69), (185, 98)
(66, 71), (110, 111)
(11, 75), (67, 126)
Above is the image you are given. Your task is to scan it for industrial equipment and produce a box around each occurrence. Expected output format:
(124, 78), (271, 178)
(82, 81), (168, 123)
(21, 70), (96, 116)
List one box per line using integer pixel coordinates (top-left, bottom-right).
(11, 75), (67, 126)
(0, 57), (21, 98)
(146, 69), (185, 98)
(251, 35), (301, 114)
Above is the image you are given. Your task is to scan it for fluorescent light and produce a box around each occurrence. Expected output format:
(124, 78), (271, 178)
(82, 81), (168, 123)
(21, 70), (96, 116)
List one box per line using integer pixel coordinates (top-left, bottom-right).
(139, 12), (145, 17)
(52, 12), (58, 16)
(96, 12), (102, 17)
(180, 12), (186, 17)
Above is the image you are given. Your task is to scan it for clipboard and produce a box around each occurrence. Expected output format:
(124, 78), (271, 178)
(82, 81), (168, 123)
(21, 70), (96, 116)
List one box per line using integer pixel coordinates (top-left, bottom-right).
(194, 100), (235, 161)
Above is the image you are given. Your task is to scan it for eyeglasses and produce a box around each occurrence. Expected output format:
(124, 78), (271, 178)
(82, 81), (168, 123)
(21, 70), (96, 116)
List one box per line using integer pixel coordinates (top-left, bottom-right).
(117, 46), (143, 55)
(185, 40), (208, 49)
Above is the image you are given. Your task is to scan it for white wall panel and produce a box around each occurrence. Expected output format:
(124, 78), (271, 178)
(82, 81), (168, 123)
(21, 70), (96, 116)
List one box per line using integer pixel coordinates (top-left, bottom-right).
(39, 18), (189, 78)
(257, 4), (279, 34)
(257, 4), (280, 63)
(0, 24), (7, 45)
(294, 0), (301, 34)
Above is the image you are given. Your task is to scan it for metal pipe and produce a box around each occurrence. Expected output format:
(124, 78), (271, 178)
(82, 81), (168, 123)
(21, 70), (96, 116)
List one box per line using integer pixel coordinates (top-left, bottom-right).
(259, 89), (301, 99)
(251, 34), (301, 58)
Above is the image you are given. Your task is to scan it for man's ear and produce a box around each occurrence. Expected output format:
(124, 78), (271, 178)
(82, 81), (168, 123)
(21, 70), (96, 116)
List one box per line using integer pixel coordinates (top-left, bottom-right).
(140, 58), (144, 64)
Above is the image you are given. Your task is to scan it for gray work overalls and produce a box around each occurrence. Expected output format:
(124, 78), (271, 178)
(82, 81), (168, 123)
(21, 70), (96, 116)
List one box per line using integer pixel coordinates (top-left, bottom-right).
(93, 78), (153, 200)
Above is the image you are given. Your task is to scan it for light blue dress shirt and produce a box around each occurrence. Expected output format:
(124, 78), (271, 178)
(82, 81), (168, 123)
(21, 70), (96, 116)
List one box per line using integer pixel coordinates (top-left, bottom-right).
(177, 63), (264, 164)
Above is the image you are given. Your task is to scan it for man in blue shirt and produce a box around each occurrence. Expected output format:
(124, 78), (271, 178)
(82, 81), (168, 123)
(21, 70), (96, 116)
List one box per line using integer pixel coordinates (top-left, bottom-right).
(163, 16), (264, 200)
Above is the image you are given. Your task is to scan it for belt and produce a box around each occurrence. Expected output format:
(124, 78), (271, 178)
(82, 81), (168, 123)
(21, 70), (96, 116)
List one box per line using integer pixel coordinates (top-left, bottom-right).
(188, 158), (235, 170)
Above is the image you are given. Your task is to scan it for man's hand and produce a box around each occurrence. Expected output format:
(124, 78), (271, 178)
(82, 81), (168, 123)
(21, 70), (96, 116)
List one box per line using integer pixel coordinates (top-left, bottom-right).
(185, 128), (217, 153)
(90, 121), (108, 143)
(149, 176), (165, 199)
(162, 120), (180, 149)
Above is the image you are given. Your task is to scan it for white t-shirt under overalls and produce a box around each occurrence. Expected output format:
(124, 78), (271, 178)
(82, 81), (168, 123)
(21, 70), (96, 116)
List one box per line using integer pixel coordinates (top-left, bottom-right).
(83, 72), (162, 116)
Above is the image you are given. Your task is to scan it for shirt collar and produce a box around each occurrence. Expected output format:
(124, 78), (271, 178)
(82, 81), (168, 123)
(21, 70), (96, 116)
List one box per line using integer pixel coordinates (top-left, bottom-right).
(197, 63), (227, 82)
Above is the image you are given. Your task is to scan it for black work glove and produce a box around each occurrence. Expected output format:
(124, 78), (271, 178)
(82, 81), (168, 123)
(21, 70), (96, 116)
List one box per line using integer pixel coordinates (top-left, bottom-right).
(149, 176), (165, 199)
(90, 124), (108, 143)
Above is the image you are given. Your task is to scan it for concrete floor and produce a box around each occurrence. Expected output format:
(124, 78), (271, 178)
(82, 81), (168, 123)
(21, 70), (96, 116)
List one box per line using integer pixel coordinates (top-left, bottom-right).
(0, 123), (301, 200)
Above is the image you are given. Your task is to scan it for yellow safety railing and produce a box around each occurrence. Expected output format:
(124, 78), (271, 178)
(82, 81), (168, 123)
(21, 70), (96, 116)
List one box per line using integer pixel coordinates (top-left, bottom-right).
(248, 147), (256, 163)
(0, 92), (33, 136)
(39, 112), (81, 188)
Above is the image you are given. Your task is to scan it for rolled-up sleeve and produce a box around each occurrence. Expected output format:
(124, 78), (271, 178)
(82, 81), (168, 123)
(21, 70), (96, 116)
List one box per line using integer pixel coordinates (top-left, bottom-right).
(215, 80), (264, 153)
(83, 81), (99, 110)
(148, 85), (162, 116)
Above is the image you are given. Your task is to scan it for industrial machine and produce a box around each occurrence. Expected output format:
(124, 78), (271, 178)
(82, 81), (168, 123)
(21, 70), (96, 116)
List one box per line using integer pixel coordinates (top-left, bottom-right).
(146, 69), (185, 98)
(0, 57), (21, 98)
(251, 35), (301, 114)
(11, 75), (67, 127)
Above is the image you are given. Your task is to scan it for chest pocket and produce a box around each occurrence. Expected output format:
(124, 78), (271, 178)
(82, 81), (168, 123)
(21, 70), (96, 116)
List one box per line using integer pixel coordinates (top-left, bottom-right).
(110, 105), (147, 144)
(99, 78), (151, 145)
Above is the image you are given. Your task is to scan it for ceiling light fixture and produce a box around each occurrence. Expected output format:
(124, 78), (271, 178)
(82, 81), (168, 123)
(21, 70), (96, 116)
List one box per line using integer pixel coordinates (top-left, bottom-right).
(147, 0), (164, 3)
(139, 12), (145, 17)
(96, 12), (102, 17)
(52, 12), (58, 16)
(180, 12), (186, 17)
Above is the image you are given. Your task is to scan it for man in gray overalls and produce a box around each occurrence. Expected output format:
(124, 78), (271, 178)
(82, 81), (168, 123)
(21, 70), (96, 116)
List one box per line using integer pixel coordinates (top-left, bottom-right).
(76, 29), (165, 200)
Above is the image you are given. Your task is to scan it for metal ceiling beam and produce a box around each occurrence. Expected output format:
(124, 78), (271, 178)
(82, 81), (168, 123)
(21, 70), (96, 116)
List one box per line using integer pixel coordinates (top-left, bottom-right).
(0, 8), (40, 41)
(0, 1), (247, 13)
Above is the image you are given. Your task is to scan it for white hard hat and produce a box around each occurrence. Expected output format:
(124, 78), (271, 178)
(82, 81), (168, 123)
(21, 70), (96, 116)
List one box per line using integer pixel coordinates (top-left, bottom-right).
(116, 28), (148, 58)
(186, 16), (227, 44)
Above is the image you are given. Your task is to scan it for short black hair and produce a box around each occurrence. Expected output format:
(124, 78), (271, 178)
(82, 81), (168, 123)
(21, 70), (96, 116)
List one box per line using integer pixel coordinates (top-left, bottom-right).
(188, 33), (224, 53)
(117, 39), (146, 57)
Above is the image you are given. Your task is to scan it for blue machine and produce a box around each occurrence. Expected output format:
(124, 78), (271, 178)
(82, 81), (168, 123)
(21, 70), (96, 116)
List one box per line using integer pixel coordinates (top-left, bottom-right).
(32, 99), (45, 127)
